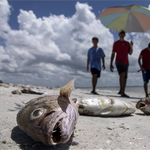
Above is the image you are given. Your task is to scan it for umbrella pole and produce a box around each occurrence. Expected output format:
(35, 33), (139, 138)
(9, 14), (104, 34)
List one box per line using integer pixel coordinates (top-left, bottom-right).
(129, 15), (133, 41)
(129, 33), (133, 41)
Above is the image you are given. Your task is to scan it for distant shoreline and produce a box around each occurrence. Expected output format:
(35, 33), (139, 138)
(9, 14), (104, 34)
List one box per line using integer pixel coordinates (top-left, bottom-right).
(76, 86), (144, 89)
(0, 82), (145, 89)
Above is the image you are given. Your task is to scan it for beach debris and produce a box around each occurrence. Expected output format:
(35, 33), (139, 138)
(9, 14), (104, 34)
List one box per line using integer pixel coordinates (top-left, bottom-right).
(77, 97), (135, 116)
(70, 141), (79, 146)
(119, 125), (129, 130)
(12, 89), (22, 95)
(0, 83), (9, 88)
(2, 140), (6, 144)
(136, 98), (150, 115)
(107, 127), (113, 130)
(16, 79), (78, 146)
(12, 88), (46, 95)
(0, 82), (51, 91)
(21, 88), (45, 95)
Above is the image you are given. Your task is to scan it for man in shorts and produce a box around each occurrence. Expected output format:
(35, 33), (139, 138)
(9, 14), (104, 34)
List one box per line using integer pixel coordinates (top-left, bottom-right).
(138, 43), (150, 97)
(110, 30), (133, 97)
(87, 37), (106, 95)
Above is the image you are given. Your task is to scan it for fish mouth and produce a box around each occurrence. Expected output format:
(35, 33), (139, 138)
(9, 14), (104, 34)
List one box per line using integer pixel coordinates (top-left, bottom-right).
(46, 112), (67, 145)
(39, 110), (68, 145)
(38, 111), (65, 145)
(136, 101), (146, 109)
(51, 119), (63, 144)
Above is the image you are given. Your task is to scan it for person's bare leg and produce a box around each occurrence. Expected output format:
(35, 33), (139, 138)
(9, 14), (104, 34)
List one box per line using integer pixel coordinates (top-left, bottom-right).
(118, 79), (122, 94)
(119, 72), (126, 94)
(123, 78), (127, 94)
(92, 74), (98, 92)
(144, 83), (149, 97)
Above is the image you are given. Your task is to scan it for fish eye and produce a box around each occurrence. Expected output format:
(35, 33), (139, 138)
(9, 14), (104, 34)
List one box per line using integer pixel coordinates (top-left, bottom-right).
(30, 108), (44, 120)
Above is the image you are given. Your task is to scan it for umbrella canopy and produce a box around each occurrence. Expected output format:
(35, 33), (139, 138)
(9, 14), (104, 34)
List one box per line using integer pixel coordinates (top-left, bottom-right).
(98, 4), (150, 32)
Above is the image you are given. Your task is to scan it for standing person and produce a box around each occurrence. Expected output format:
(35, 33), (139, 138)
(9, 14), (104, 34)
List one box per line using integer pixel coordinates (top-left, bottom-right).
(87, 37), (106, 95)
(110, 30), (133, 97)
(138, 43), (150, 98)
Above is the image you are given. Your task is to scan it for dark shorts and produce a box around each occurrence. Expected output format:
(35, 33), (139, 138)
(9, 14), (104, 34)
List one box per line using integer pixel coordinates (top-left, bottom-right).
(142, 70), (150, 83)
(91, 68), (101, 78)
(116, 62), (128, 79)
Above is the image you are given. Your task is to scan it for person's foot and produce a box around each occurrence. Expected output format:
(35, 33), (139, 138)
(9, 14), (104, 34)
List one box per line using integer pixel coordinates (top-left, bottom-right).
(121, 93), (130, 98)
(91, 91), (99, 95)
(146, 95), (149, 98)
(118, 91), (121, 95)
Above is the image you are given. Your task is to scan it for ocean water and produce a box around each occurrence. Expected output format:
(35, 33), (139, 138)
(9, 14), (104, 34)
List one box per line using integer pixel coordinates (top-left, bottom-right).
(77, 86), (148, 97)
(99, 86), (145, 94)
(79, 86), (144, 92)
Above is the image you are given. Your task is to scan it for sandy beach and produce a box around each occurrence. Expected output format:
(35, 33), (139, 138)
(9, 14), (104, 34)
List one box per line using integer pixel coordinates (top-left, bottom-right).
(0, 83), (150, 150)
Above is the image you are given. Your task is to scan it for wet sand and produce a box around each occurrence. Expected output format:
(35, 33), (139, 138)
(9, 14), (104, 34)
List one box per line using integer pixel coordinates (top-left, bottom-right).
(0, 83), (150, 150)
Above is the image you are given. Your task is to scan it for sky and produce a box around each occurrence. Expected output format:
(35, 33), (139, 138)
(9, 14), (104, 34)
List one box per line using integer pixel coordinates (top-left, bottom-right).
(0, 0), (150, 88)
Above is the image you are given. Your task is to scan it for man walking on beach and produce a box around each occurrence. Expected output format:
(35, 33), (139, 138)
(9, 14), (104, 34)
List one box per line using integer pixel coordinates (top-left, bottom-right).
(138, 43), (150, 98)
(110, 30), (133, 97)
(87, 37), (106, 95)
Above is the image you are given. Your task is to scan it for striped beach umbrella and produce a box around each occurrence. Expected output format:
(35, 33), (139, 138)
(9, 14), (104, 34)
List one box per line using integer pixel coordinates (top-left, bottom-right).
(98, 4), (150, 33)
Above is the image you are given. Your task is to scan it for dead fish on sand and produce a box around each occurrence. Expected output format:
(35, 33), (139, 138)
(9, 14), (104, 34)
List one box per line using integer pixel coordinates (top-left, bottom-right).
(77, 97), (135, 116)
(136, 98), (150, 115)
(17, 79), (78, 146)
(12, 88), (46, 95)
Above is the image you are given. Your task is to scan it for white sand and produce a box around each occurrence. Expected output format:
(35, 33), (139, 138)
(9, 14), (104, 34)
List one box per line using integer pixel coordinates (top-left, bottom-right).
(0, 83), (150, 150)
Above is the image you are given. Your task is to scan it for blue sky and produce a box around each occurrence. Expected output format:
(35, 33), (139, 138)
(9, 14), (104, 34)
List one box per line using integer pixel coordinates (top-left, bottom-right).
(8, 0), (150, 43)
(8, 0), (150, 30)
(0, 0), (150, 87)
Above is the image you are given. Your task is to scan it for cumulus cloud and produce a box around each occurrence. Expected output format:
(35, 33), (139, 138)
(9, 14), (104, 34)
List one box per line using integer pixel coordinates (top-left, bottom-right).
(0, 0), (149, 87)
(0, 0), (11, 33)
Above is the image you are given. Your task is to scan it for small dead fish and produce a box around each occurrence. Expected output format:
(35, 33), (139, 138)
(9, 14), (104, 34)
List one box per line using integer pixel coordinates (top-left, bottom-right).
(17, 79), (78, 146)
(77, 97), (135, 116)
(136, 98), (150, 115)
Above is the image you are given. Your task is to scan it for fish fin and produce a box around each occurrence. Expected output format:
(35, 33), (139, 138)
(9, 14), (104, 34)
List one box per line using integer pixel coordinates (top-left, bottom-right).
(60, 78), (75, 98)
(8, 103), (24, 111)
(15, 103), (24, 108)
(22, 101), (30, 105)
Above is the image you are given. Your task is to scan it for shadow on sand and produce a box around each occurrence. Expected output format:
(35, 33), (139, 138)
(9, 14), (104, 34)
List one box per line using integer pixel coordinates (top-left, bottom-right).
(79, 114), (135, 118)
(135, 113), (147, 116)
(85, 92), (141, 100)
(106, 95), (141, 100)
(11, 126), (74, 150)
